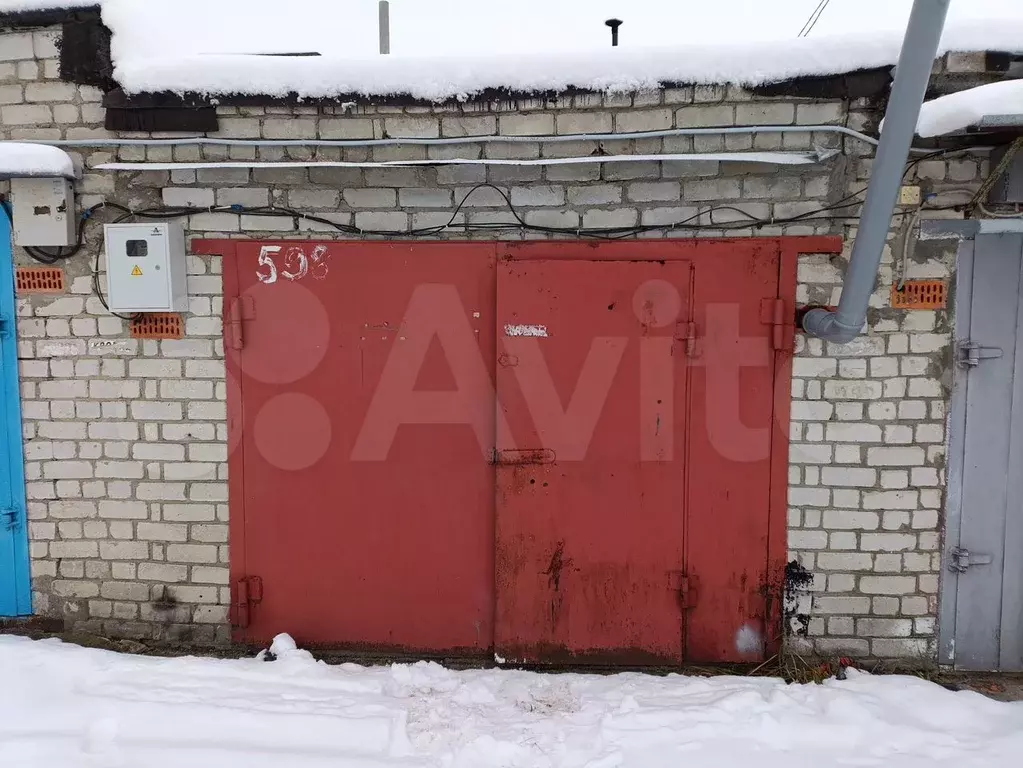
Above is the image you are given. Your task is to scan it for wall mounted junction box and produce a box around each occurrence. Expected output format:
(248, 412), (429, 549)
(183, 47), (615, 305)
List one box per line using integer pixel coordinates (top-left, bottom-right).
(104, 222), (188, 313)
(10, 177), (76, 247)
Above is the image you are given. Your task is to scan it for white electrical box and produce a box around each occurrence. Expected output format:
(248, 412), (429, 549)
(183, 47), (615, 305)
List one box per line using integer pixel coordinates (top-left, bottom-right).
(104, 222), (188, 313)
(11, 177), (76, 247)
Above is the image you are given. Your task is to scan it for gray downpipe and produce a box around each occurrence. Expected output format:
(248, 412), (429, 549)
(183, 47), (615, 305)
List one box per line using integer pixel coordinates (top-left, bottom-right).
(801, 0), (950, 343)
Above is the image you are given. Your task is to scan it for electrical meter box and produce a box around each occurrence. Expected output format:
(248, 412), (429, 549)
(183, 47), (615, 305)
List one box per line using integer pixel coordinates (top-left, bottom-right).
(104, 222), (188, 313)
(11, 177), (76, 247)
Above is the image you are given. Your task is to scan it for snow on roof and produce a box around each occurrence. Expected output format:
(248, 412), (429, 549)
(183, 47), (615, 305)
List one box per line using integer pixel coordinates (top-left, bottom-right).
(0, 0), (94, 11)
(916, 80), (1023, 137)
(95, 0), (1023, 101)
(0, 142), (75, 179)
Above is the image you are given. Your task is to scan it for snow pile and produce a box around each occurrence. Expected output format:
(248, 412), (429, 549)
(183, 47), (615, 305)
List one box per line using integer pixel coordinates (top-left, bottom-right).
(2, 634), (1023, 768)
(916, 80), (1023, 137)
(0, 142), (75, 178)
(94, 0), (1023, 101)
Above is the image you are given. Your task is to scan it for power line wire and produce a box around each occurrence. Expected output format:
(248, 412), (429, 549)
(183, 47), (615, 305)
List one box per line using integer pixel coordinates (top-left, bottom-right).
(798, 0), (831, 37)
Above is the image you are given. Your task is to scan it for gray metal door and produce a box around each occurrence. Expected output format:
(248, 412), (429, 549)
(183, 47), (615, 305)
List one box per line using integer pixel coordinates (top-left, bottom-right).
(941, 232), (1023, 670)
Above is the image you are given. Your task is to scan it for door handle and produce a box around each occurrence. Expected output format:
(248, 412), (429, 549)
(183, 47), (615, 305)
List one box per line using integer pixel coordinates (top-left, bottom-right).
(489, 448), (556, 466)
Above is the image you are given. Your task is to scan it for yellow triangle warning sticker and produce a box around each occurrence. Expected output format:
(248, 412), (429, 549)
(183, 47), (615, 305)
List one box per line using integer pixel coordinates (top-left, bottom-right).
(131, 265), (143, 277)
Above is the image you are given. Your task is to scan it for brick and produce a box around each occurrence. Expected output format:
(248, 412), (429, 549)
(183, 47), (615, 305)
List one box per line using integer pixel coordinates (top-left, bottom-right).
(162, 504), (216, 522)
(862, 490), (918, 510)
(735, 103), (794, 125)
(191, 566), (231, 585)
(136, 483), (187, 501)
(1, 104), (50, 124)
(789, 487), (829, 507)
(100, 582), (151, 601)
(823, 380), (882, 400)
(319, 118), (374, 139)
(581, 209), (638, 228)
(162, 187), (215, 207)
(100, 541), (150, 560)
(499, 113), (554, 135)
(49, 501), (97, 519)
(555, 112), (612, 134)
(860, 533), (917, 552)
(130, 402), (184, 421)
(857, 618), (913, 637)
(52, 580), (100, 599)
(821, 510), (879, 530)
(790, 530), (828, 549)
(795, 103), (845, 124)
(683, 178), (741, 201)
(627, 182), (680, 202)
(510, 186), (565, 206)
(25, 82), (77, 102)
(615, 109), (672, 132)
(49, 541), (98, 559)
(867, 447), (925, 466)
(263, 118), (317, 139)
(813, 596), (871, 614)
(817, 552), (873, 570)
(193, 606), (231, 624)
(567, 185), (622, 206)
(0, 33), (34, 61)
(166, 544), (219, 564)
(441, 115), (497, 137)
(398, 188), (454, 208)
(675, 105), (733, 127)
(98, 501), (148, 520)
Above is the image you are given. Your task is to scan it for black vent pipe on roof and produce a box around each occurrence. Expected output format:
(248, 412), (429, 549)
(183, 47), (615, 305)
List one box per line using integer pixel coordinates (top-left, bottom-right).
(605, 18), (623, 47)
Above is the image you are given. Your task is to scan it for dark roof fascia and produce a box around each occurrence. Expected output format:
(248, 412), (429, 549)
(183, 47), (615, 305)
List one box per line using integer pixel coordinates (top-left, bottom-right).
(0, 4), (99, 29)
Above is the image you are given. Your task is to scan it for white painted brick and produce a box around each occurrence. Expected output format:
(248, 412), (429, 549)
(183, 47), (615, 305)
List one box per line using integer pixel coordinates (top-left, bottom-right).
(817, 552), (873, 570)
(821, 510), (879, 530)
(166, 544), (219, 564)
(860, 533), (917, 552)
(825, 423), (881, 442)
(499, 113), (554, 136)
(860, 576), (916, 595)
(862, 490), (918, 510)
(867, 447), (925, 466)
(823, 380), (882, 400)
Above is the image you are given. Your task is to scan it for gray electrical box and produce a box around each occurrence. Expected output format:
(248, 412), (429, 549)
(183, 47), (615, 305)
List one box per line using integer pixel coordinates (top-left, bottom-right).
(11, 177), (76, 247)
(104, 222), (188, 313)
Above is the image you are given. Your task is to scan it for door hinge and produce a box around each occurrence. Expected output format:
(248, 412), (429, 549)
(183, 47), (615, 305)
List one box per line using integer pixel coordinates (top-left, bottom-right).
(957, 341), (1003, 368)
(760, 298), (794, 352)
(230, 575), (263, 628)
(2, 508), (18, 531)
(677, 321), (698, 358)
(226, 296), (255, 351)
(948, 547), (993, 573)
(669, 571), (699, 609)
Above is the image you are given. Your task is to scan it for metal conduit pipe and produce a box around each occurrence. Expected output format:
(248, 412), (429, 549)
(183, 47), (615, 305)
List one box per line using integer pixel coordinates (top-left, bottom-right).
(8, 124), (930, 150)
(801, 0), (950, 343)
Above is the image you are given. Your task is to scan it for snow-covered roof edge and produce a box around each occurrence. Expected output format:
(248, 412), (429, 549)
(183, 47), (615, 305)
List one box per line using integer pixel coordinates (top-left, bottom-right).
(104, 18), (1023, 103)
(916, 79), (1023, 137)
(0, 143), (76, 179)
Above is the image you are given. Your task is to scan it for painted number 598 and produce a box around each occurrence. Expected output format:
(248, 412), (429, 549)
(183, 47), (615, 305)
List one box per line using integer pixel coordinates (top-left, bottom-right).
(256, 245), (331, 285)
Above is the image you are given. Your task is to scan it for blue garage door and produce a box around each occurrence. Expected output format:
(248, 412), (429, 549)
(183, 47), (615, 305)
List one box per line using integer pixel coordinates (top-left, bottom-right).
(0, 205), (30, 617)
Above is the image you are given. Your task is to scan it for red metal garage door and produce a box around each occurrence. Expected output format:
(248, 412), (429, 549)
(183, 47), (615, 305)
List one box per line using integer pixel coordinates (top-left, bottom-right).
(223, 243), (498, 654)
(209, 237), (805, 664)
(494, 259), (692, 666)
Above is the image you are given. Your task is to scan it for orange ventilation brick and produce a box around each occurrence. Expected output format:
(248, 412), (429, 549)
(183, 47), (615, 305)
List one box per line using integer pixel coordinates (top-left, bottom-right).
(130, 313), (184, 340)
(891, 280), (947, 310)
(16, 267), (66, 294)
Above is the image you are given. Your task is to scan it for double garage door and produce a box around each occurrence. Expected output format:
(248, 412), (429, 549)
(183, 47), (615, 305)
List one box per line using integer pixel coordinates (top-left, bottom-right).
(216, 239), (796, 666)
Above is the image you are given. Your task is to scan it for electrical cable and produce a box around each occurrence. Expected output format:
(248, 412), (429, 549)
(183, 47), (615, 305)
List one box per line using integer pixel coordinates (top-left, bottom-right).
(798, 0), (831, 37)
(1, 144), (974, 318)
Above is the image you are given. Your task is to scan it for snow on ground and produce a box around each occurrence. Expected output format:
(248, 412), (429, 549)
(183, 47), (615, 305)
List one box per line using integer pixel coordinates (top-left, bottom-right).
(916, 80), (1023, 136)
(0, 143), (75, 178)
(2, 633), (1023, 768)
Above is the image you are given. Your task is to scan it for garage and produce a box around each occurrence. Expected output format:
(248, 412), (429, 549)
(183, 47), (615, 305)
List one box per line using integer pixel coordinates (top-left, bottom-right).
(204, 237), (798, 666)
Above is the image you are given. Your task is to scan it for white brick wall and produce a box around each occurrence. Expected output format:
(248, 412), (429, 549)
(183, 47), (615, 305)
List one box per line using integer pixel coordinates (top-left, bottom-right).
(0, 24), (982, 659)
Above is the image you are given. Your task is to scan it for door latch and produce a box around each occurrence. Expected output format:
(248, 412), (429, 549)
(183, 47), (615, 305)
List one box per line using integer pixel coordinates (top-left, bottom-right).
(948, 546), (993, 572)
(2, 508), (18, 530)
(958, 341), (1003, 367)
